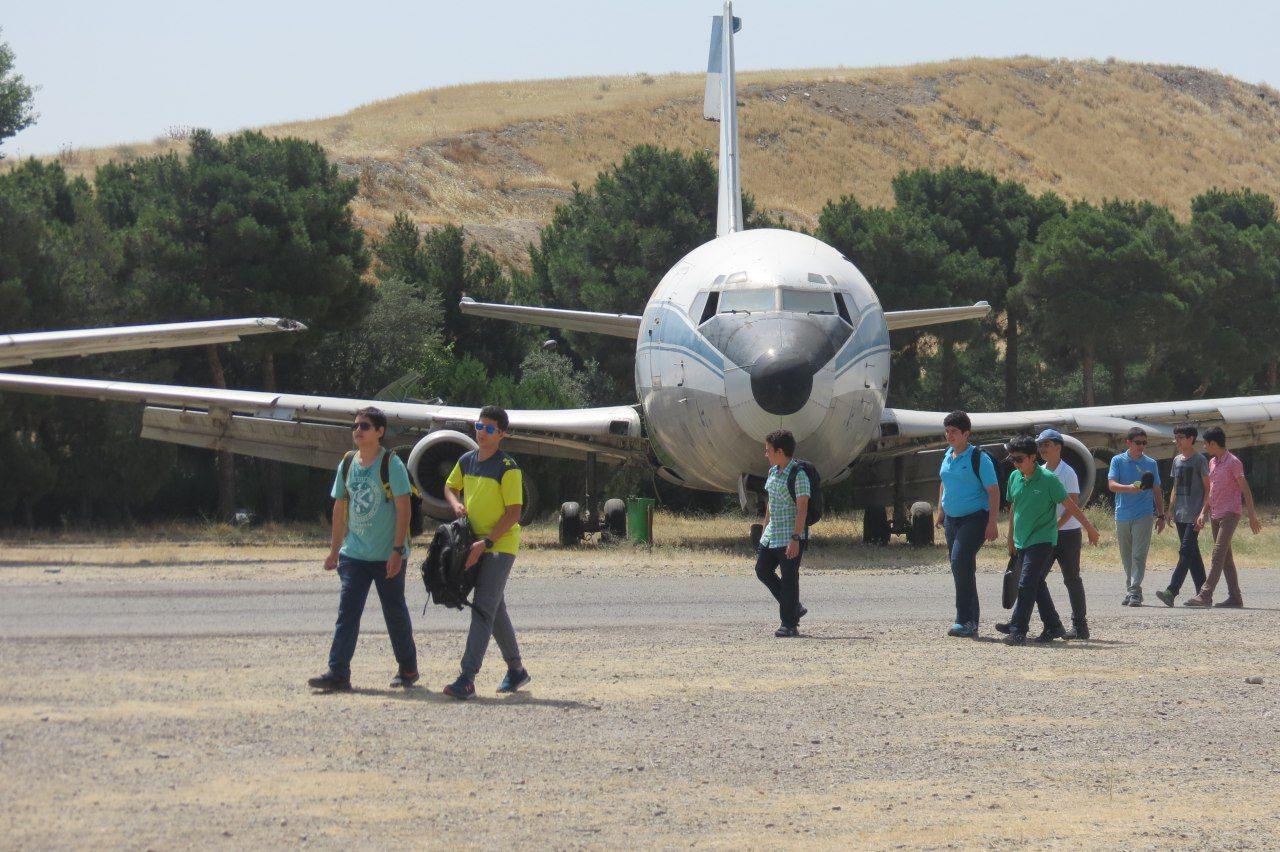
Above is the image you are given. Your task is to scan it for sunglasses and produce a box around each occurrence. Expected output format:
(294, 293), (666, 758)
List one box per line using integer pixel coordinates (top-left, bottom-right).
(475, 422), (499, 435)
(1009, 454), (1029, 463)
(352, 422), (375, 432)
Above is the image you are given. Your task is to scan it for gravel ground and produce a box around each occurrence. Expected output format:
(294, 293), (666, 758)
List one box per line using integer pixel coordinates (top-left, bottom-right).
(1, 529), (1278, 849)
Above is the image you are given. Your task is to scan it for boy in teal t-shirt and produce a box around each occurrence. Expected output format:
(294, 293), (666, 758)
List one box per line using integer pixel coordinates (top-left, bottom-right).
(999, 435), (1095, 645)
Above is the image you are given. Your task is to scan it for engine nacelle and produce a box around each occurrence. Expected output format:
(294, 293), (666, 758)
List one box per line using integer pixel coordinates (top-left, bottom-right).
(407, 430), (478, 521)
(1058, 433), (1099, 506)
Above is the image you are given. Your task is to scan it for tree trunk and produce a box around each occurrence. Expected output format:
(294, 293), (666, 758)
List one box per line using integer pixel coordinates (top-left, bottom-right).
(1270, 359), (1278, 392)
(262, 351), (284, 523)
(940, 333), (958, 410)
(1003, 309), (1019, 410)
(1081, 349), (1096, 407)
(206, 345), (236, 521)
(1109, 360), (1125, 403)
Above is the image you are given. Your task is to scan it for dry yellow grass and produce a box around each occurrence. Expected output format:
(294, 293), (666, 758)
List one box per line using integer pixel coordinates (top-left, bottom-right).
(33, 58), (1280, 265)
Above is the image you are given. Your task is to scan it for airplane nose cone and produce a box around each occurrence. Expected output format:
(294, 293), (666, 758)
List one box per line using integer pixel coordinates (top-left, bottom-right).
(750, 351), (815, 416)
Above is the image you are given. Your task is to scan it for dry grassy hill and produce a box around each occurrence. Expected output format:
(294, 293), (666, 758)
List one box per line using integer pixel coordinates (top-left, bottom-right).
(53, 57), (1280, 266)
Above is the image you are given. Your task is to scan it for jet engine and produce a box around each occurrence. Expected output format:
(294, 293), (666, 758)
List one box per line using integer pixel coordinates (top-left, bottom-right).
(407, 430), (477, 521)
(1058, 433), (1099, 505)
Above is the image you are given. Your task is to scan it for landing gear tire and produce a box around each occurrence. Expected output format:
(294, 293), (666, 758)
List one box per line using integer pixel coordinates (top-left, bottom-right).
(863, 506), (890, 545)
(602, 498), (626, 539)
(750, 523), (764, 548)
(519, 476), (540, 526)
(558, 501), (583, 547)
(908, 501), (934, 547)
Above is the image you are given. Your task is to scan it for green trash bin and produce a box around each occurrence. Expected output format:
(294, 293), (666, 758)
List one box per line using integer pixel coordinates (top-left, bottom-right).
(626, 497), (656, 544)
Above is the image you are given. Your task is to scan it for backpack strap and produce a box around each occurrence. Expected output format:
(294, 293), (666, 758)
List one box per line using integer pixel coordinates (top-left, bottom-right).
(379, 449), (393, 502)
(970, 446), (984, 481)
(339, 451), (356, 498)
(786, 462), (798, 503)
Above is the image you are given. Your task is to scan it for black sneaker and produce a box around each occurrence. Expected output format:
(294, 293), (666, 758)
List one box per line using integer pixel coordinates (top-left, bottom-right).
(308, 671), (351, 692)
(1121, 595), (1133, 606)
(1129, 595), (1143, 607)
(443, 675), (475, 700)
(995, 622), (1012, 634)
(390, 670), (419, 688)
(1066, 619), (1090, 641)
(497, 668), (532, 693)
(1034, 624), (1067, 643)
(1004, 632), (1027, 646)
(775, 624), (799, 638)
(1155, 589), (1175, 607)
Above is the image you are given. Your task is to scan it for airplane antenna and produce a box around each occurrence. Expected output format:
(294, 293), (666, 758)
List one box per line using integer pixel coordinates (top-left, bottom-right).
(703, 1), (743, 236)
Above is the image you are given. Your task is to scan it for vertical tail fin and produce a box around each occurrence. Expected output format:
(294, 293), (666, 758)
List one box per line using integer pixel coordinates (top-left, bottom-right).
(703, 2), (743, 237)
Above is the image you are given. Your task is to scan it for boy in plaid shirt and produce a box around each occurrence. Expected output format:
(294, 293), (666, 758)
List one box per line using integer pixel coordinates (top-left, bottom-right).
(755, 429), (810, 637)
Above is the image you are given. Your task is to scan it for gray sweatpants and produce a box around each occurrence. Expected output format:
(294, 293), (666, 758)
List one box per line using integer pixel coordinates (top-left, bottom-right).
(461, 552), (522, 679)
(1116, 515), (1154, 597)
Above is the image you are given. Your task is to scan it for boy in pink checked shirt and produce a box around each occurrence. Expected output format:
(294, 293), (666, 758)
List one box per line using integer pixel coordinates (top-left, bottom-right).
(1185, 427), (1261, 608)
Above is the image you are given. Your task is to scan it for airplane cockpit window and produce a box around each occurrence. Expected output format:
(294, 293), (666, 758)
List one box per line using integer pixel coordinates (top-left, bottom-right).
(719, 288), (776, 314)
(780, 288), (837, 315)
(697, 291), (720, 324)
(833, 292), (854, 325)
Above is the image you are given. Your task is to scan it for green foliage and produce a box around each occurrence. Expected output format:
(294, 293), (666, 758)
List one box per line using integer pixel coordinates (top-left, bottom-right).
(0, 32), (36, 156)
(1192, 187), (1277, 231)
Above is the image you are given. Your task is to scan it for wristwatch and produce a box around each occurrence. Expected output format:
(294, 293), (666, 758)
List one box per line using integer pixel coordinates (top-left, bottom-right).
(482, 537), (495, 549)
(790, 534), (803, 541)
(393, 545), (406, 556)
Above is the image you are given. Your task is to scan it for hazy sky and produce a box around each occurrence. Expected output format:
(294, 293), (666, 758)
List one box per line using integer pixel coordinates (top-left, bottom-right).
(6, 0), (1279, 156)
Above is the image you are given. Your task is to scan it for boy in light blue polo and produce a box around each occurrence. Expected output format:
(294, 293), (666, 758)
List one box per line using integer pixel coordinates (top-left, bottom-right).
(935, 410), (1000, 637)
(1106, 426), (1165, 606)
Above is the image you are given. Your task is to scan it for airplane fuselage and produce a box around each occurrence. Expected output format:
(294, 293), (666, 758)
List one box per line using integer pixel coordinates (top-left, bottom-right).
(636, 228), (890, 493)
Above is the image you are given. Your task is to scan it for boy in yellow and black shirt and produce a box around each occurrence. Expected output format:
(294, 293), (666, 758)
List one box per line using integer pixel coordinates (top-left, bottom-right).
(441, 405), (529, 699)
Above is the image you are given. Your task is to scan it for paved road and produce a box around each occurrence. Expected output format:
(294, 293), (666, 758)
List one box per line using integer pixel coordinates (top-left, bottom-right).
(3, 569), (1277, 638)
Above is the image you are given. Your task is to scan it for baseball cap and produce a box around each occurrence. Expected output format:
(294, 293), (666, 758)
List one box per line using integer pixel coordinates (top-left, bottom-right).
(1035, 428), (1064, 444)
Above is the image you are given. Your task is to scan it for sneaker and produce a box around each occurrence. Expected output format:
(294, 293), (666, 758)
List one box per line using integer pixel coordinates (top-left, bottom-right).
(390, 670), (419, 688)
(1184, 594), (1212, 608)
(443, 675), (475, 700)
(1066, 619), (1090, 641)
(1130, 595), (1143, 607)
(307, 671), (351, 692)
(1155, 589), (1175, 607)
(497, 668), (532, 693)
(947, 622), (977, 638)
(995, 622), (1012, 635)
(1034, 624), (1067, 643)
(1004, 632), (1027, 646)
(774, 625), (800, 638)
(1121, 594), (1133, 606)
(1213, 598), (1244, 609)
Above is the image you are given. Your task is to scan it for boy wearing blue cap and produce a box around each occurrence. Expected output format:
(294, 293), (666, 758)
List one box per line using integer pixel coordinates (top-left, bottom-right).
(1035, 429), (1101, 638)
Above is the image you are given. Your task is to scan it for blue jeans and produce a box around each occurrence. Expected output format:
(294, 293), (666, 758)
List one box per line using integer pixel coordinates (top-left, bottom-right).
(1010, 543), (1063, 635)
(327, 555), (418, 678)
(944, 510), (987, 625)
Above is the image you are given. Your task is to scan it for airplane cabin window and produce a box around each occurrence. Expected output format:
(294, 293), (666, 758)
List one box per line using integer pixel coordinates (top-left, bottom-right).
(699, 291), (720, 324)
(781, 289), (837, 315)
(719, 288), (777, 314)
(833, 293), (853, 325)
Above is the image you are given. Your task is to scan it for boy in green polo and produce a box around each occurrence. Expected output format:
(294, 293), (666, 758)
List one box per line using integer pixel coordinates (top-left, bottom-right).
(998, 435), (1095, 645)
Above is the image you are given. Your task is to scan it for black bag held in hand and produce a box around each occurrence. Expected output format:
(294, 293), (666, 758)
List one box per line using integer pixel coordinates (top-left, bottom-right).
(1002, 551), (1020, 609)
(422, 518), (477, 610)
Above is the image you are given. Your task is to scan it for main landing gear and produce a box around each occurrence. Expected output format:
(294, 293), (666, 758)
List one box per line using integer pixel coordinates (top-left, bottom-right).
(557, 452), (627, 546)
(862, 457), (936, 546)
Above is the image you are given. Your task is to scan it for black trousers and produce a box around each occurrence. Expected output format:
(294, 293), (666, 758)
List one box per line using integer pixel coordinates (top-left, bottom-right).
(1051, 529), (1087, 623)
(755, 542), (806, 627)
(1010, 543), (1063, 635)
(1169, 520), (1206, 595)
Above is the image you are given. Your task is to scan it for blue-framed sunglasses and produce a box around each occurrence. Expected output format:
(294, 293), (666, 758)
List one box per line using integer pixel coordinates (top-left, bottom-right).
(475, 422), (499, 434)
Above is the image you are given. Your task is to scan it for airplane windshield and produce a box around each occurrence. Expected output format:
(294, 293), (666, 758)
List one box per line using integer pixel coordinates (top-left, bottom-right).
(781, 289), (837, 315)
(719, 288), (777, 314)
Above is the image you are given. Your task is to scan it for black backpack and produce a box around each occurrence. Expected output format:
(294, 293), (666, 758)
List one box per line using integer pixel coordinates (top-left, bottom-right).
(340, 450), (425, 538)
(421, 518), (477, 610)
(786, 459), (824, 527)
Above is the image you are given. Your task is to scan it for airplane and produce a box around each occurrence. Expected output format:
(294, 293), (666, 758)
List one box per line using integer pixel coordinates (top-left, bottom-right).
(4, 2), (1280, 549)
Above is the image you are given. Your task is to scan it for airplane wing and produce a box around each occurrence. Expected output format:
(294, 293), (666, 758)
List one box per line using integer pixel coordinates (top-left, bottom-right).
(884, 302), (991, 331)
(0, 372), (647, 469)
(0, 318), (305, 368)
(459, 298), (640, 339)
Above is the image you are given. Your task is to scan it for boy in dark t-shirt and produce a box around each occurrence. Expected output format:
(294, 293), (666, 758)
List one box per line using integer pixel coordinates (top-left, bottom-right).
(1156, 424), (1210, 606)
